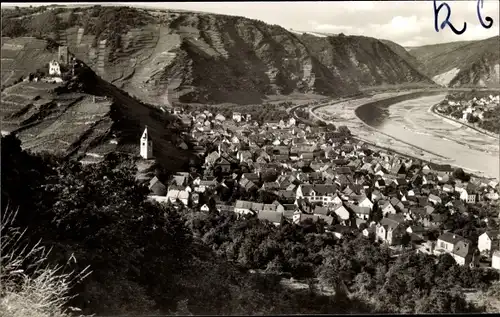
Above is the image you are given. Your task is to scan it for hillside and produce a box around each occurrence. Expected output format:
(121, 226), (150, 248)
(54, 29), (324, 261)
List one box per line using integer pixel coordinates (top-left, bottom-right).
(0, 49), (196, 172)
(2, 133), (496, 315)
(379, 39), (427, 79)
(1, 137), (375, 315)
(408, 36), (500, 88)
(1, 5), (437, 105)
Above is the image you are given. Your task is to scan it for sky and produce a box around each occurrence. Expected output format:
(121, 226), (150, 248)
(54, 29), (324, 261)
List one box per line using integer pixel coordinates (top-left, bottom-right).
(3, 1), (499, 47)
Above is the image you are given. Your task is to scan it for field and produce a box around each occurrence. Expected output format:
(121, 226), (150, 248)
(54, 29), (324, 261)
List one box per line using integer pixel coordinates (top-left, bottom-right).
(465, 281), (500, 313)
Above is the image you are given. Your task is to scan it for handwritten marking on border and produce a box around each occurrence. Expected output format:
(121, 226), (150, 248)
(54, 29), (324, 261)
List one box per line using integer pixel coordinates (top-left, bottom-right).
(434, 0), (494, 35)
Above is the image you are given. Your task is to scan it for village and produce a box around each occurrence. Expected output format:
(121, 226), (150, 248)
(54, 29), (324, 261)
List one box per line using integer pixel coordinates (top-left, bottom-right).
(4, 4), (500, 315)
(435, 93), (500, 134)
(137, 103), (500, 271)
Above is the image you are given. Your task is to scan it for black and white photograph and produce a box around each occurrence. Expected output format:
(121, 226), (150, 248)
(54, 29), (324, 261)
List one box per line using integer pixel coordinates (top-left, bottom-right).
(1, 1), (499, 315)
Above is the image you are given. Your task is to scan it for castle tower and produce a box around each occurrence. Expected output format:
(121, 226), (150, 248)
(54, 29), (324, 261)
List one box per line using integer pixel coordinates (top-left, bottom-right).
(58, 46), (68, 65)
(49, 60), (61, 76)
(140, 126), (153, 159)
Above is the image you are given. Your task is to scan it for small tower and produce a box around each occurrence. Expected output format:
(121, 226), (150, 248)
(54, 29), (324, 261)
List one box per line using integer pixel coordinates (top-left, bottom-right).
(140, 126), (153, 159)
(58, 46), (68, 65)
(70, 56), (77, 77)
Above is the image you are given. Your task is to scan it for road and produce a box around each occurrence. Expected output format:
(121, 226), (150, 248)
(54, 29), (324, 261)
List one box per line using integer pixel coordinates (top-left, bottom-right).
(311, 92), (499, 180)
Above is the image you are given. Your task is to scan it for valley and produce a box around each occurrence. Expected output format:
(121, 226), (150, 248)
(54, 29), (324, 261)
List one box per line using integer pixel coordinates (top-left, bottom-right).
(2, 3), (500, 317)
(1, 6), (438, 106)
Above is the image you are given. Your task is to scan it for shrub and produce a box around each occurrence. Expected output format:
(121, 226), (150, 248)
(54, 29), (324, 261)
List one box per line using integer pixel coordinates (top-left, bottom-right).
(0, 206), (90, 317)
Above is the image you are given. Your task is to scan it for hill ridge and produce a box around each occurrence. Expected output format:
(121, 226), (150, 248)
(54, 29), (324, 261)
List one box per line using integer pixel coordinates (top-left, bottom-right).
(2, 5), (437, 105)
(407, 35), (499, 88)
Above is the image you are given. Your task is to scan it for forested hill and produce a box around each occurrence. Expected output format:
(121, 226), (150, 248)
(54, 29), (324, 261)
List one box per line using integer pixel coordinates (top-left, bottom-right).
(1, 133), (498, 315)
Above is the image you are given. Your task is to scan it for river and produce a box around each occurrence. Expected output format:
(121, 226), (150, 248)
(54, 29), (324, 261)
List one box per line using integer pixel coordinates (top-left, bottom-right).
(314, 93), (499, 180)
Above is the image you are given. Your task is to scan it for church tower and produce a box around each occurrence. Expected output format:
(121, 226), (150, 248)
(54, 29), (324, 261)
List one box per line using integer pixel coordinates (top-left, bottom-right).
(140, 126), (153, 159)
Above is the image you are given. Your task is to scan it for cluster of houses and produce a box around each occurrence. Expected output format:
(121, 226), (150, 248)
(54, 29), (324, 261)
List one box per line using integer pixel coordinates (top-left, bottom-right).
(140, 105), (500, 269)
(437, 94), (500, 123)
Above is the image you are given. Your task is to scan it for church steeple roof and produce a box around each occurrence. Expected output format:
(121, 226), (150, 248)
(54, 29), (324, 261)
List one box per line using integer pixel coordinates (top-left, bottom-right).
(141, 126), (151, 141)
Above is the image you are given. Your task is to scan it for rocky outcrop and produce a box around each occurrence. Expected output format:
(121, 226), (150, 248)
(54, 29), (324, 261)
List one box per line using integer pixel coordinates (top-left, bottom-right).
(408, 36), (500, 88)
(379, 39), (427, 80)
(300, 34), (435, 88)
(449, 53), (499, 88)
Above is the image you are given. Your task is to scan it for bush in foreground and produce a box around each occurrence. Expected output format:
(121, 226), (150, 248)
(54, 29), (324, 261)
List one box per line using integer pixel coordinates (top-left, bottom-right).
(0, 206), (90, 317)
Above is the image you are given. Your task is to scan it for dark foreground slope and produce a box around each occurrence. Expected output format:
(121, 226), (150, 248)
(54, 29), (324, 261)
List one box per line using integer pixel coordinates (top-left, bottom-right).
(2, 5), (437, 105)
(2, 136), (494, 315)
(1, 136), (376, 316)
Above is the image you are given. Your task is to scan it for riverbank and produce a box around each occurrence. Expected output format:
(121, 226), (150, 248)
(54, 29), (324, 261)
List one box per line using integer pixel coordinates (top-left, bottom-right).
(310, 93), (499, 180)
(429, 103), (499, 140)
(351, 136), (489, 181)
(311, 92), (452, 160)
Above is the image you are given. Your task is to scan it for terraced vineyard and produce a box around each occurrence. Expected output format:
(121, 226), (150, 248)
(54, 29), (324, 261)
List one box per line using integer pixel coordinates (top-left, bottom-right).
(2, 6), (446, 105)
(0, 44), (198, 170)
(1, 81), (61, 130)
(1, 38), (55, 88)
(2, 81), (114, 157)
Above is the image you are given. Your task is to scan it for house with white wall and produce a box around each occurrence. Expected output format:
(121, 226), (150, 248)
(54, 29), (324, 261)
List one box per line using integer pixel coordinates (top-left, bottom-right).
(460, 190), (477, 203)
(376, 217), (406, 245)
(296, 184), (338, 204)
(478, 231), (500, 257)
(332, 204), (350, 222)
(49, 60), (61, 76)
(435, 232), (477, 267)
(492, 251), (500, 270)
